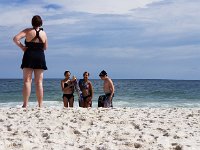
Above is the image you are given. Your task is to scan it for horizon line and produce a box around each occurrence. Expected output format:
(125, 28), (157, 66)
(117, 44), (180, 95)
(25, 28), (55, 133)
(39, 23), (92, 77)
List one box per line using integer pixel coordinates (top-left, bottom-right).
(0, 78), (200, 81)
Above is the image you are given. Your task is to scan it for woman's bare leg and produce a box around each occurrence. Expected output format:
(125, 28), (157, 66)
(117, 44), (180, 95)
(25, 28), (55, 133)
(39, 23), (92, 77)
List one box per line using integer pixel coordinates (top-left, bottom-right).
(79, 98), (84, 107)
(22, 68), (33, 108)
(86, 97), (92, 108)
(69, 97), (74, 107)
(63, 97), (68, 107)
(34, 69), (44, 107)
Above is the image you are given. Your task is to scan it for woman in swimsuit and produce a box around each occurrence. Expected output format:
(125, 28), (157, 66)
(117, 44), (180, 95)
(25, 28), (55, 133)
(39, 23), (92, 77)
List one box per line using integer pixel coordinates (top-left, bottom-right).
(79, 72), (93, 108)
(61, 70), (75, 107)
(13, 15), (48, 108)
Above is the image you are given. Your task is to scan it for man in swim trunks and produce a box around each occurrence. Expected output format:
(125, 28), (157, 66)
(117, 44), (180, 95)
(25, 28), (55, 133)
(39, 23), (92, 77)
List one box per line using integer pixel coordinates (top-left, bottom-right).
(99, 70), (115, 108)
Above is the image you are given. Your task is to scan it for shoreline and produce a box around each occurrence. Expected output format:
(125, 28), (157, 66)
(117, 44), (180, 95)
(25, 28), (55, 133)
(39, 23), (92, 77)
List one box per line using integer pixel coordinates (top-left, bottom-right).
(0, 107), (199, 149)
(1, 100), (200, 109)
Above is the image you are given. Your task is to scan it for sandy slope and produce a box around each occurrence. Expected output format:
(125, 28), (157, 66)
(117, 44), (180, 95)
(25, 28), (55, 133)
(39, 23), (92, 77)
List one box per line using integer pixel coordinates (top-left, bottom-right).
(0, 107), (199, 150)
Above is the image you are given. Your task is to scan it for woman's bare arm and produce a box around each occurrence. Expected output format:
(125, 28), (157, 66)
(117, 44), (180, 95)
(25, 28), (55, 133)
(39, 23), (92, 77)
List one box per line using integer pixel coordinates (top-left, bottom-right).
(13, 29), (27, 52)
(43, 32), (48, 50)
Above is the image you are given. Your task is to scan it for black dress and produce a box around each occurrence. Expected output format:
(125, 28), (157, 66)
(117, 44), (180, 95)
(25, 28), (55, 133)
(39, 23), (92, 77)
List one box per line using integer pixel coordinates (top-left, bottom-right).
(21, 28), (47, 70)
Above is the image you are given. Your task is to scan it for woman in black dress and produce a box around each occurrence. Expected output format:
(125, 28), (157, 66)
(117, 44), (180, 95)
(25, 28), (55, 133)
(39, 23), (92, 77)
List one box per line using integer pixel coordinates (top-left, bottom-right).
(13, 15), (48, 108)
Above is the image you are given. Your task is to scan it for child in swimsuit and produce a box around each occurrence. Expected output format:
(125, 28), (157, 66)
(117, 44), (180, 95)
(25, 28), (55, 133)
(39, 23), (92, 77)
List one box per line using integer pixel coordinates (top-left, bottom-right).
(79, 72), (93, 108)
(99, 70), (115, 108)
(61, 70), (75, 107)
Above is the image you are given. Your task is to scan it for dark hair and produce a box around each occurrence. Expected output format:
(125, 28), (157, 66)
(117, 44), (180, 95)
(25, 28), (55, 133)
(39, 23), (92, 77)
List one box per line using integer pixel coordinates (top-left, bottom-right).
(32, 15), (43, 28)
(64, 70), (71, 76)
(99, 70), (107, 77)
(83, 71), (90, 76)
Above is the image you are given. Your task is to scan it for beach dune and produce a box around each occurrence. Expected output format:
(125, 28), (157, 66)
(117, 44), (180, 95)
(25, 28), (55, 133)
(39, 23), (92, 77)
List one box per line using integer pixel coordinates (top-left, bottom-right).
(0, 107), (199, 150)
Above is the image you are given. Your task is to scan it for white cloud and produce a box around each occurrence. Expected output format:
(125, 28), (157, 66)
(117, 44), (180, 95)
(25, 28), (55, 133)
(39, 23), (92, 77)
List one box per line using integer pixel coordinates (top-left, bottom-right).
(44, 0), (162, 14)
(0, 8), (32, 27)
(128, 0), (200, 34)
(1, 0), (200, 79)
(0, 3), (51, 27)
(45, 18), (79, 26)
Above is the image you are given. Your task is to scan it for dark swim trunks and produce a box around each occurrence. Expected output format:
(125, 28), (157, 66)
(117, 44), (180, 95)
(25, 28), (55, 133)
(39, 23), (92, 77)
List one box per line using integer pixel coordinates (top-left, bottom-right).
(98, 93), (114, 108)
(104, 93), (114, 108)
(63, 94), (74, 100)
(82, 95), (91, 101)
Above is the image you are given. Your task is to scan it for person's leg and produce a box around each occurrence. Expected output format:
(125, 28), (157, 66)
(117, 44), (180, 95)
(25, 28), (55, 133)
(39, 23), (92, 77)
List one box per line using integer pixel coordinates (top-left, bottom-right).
(79, 101), (84, 107)
(83, 98), (87, 108)
(98, 95), (105, 107)
(104, 96), (110, 108)
(86, 97), (92, 108)
(22, 68), (33, 108)
(63, 96), (68, 107)
(79, 96), (84, 107)
(34, 69), (44, 107)
(104, 96), (113, 108)
(69, 96), (74, 107)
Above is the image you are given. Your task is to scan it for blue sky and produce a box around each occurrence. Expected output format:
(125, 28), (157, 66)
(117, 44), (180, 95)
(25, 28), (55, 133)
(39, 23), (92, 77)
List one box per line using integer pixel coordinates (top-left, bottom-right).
(0, 0), (200, 79)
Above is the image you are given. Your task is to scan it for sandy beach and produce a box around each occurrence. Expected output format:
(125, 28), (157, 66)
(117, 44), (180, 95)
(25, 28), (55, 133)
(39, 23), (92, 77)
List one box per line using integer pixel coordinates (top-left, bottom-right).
(0, 107), (199, 150)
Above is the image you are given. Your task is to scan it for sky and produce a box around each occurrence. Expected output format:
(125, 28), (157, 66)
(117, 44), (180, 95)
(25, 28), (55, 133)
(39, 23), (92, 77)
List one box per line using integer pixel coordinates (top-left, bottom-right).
(0, 0), (200, 79)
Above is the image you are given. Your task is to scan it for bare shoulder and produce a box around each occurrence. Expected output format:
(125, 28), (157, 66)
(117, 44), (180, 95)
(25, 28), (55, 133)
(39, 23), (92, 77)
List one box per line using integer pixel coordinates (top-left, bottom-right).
(16, 28), (31, 35)
(39, 29), (47, 41)
(39, 29), (46, 35)
(107, 77), (113, 83)
(42, 29), (46, 34)
(21, 28), (35, 36)
(14, 28), (31, 39)
(24, 28), (34, 33)
(108, 78), (114, 87)
(26, 28), (46, 35)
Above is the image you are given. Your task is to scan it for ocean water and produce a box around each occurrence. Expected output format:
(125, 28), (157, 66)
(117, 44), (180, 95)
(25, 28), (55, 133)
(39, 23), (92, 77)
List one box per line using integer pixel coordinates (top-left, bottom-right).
(0, 79), (200, 108)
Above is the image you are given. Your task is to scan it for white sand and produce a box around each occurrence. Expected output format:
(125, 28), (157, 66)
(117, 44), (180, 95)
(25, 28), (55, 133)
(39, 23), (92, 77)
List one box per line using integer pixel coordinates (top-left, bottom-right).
(0, 107), (199, 150)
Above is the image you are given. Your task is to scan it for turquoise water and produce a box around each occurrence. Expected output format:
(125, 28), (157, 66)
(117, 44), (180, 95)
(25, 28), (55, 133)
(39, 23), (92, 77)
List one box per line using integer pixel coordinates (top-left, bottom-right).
(0, 79), (200, 108)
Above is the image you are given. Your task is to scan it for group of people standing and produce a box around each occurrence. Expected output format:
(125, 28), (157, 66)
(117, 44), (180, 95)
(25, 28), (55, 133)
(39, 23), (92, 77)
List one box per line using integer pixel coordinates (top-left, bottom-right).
(61, 70), (115, 108)
(13, 15), (114, 108)
(61, 71), (93, 108)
